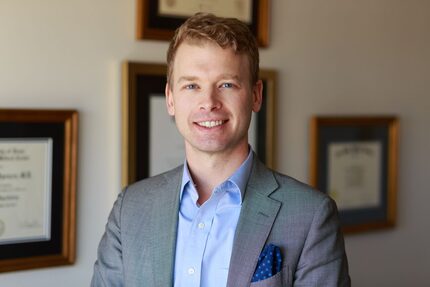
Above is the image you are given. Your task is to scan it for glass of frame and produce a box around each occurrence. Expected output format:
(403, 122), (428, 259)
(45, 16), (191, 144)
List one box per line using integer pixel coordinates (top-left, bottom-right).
(0, 109), (78, 272)
(309, 116), (399, 234)
(122, 61), (276, 187)
(136, 0), (270, 47)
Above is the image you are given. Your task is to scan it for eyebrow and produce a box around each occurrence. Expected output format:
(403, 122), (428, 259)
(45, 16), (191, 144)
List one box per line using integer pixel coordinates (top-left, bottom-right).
(219, 74), (241, 82)
(177, 74), (241, 83)
(177, 76), (199, 84)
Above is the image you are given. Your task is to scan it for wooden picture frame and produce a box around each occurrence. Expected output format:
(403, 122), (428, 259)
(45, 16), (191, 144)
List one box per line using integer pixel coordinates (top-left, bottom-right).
(136, 0), (270, 47)
(0, 109), (78, 272)
(122, 61), (276, 187)
(310, 116), (399, 234)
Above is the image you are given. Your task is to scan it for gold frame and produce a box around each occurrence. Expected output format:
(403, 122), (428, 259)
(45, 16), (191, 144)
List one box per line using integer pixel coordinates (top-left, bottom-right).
(122, 61), (276, 187)
(136, 0), (270, 47)
(259, 69), (277, 169)
(0, 109), (78, 272)
(310, 116), (399, 234)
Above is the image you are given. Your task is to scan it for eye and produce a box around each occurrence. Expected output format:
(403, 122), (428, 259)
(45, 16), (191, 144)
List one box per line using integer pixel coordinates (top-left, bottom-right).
(184, 84), (198, 90)
(220, 83), (234, 88)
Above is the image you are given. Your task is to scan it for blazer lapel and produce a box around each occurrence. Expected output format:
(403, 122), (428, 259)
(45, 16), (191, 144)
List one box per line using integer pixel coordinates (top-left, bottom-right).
(141, 167), (182, 286)
(227, 158), (281, 287)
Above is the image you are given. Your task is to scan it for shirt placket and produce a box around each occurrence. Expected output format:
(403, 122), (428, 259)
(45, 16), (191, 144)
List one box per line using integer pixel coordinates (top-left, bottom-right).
(180, 189), (224, 286)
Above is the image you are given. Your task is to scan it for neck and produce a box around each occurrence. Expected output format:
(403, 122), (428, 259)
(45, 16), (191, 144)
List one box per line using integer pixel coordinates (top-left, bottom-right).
(185, 144), (249, 205)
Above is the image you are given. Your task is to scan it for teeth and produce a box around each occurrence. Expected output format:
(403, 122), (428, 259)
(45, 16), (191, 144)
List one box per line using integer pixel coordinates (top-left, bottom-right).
(197, 120), (224, 128)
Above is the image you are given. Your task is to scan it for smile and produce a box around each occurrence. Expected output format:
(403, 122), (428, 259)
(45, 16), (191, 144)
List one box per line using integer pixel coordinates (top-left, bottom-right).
(196, 120), (225, 128)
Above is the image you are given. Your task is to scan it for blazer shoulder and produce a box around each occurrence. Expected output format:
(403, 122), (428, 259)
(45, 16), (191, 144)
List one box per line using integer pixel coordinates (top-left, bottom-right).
(270, 170), (333, 208)
(250, 157), (330, 207)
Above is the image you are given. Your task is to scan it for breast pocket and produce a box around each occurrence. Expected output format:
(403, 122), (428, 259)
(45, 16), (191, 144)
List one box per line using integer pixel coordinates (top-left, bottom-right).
(249, 266), (291, 287)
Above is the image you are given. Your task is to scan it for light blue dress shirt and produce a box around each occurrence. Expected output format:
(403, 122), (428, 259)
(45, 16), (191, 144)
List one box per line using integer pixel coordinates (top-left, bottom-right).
(174, 150), (254, 287)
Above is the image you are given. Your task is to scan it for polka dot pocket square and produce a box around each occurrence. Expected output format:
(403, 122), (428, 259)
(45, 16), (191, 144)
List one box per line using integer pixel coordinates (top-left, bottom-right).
(251, 243), (283, 283)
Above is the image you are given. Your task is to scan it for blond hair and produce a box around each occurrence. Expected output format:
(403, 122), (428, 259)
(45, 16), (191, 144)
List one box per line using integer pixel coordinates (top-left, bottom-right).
(166, 13), (259, 87)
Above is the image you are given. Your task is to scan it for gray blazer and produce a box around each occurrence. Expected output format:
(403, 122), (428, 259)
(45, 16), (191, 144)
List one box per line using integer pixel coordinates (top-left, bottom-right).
(91, 157), (350, 287)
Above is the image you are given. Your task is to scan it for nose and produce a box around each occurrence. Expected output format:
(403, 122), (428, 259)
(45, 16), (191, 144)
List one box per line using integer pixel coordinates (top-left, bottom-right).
(199, 88), (221, 111)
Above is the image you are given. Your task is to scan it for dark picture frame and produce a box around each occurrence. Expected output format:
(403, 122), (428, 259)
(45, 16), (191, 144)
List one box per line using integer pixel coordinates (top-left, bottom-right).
(0, 109), (78, 272)
(309, 116), (399, 234)
(136, 0), (270, 47)
(122, 61), (276, 187)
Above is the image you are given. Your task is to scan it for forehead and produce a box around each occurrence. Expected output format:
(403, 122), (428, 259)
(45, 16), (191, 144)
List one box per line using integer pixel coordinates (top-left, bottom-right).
(172, 41), (250, 78)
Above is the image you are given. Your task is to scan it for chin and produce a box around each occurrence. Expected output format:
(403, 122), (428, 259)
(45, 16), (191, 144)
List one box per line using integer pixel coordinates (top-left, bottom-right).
(187, 141), (228, 154)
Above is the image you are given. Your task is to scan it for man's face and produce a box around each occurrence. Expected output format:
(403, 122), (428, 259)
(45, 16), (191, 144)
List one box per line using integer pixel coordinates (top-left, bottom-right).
(165, 41), (262, 157)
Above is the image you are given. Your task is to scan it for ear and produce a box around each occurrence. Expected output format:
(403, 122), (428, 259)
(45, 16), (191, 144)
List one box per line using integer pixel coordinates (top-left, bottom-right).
(165, 83), (175, 116)
(251, 80), (263, 112)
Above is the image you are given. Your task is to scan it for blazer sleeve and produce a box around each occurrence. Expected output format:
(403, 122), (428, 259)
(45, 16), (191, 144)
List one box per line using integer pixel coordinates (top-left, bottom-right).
(294, 197), (351, 287)
(91, 190), (125, 287)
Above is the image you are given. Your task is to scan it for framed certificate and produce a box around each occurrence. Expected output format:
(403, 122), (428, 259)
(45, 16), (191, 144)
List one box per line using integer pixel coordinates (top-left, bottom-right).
(310, 116), (399, 234)
(0, 109), (78, 272)
(136, 0), (270, 47)
(122, 61), (276, 187)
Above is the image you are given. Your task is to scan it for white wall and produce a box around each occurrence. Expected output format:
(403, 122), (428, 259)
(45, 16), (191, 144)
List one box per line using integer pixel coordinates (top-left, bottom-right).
(0, 0), (429, 286)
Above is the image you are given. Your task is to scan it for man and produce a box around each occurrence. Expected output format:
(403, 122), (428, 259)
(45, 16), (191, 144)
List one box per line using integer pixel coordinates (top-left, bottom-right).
(92, 13), (350, 287)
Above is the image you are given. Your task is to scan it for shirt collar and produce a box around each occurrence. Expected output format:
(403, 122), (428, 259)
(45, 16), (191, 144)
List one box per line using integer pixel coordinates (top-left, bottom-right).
(180, 148), (254, 203)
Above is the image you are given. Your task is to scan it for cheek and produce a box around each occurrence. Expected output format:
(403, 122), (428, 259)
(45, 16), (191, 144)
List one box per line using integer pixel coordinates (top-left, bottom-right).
(172, 103), (192, 125)
(174, 101), (189, 115)
(231, 102), (253, 126)
(240, 95), (254, 112)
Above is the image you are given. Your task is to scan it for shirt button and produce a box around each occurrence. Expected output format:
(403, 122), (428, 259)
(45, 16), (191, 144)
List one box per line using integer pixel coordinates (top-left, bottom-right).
(198, 222), (205, 229)
(188, 267), (195, 275)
